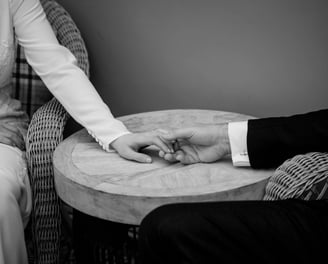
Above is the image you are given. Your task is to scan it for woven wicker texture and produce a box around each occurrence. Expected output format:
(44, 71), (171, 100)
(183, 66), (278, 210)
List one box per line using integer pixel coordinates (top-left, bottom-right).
(22, 0), (90, 263)
(264, 152), (328, 201)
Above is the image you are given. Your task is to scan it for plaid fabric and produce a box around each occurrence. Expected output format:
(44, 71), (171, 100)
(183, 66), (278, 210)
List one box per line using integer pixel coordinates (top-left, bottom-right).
(12, 44), (53, 119)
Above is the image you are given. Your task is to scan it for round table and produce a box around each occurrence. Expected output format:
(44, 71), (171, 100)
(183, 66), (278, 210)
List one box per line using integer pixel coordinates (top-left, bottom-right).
(53, 109), (274, 225)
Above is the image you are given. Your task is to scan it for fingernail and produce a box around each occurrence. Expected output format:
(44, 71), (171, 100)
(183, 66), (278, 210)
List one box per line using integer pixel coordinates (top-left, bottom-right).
(160, 129), (170, 134)
(146, 158), (152, 163)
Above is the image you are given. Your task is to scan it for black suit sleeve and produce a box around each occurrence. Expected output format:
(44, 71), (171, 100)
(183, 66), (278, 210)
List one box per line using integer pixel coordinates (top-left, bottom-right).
(247, 109), (328, 169)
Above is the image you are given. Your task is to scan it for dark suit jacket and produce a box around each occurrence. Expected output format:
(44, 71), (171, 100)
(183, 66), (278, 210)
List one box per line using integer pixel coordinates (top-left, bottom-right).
(247, 109), (328, 169)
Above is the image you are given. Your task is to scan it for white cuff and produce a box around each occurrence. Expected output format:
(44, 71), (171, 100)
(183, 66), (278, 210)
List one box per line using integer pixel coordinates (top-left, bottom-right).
(228, 121), (250, 167)
(87, 119), (131, 152)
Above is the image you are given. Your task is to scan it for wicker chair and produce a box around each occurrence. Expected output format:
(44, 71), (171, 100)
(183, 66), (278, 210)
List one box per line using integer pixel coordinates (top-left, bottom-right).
(12, 0), (89, 263)
(264, 152), (328, 201)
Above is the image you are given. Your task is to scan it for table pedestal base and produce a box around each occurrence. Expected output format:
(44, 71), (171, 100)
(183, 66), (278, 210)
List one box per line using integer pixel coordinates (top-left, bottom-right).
(72, 210), (139, 264)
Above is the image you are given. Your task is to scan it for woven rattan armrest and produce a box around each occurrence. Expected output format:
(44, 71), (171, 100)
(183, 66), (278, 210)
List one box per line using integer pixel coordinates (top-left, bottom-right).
(26, 97), (69, 263)
(24, 1), (90, 263)
(264, 152), (328, 201)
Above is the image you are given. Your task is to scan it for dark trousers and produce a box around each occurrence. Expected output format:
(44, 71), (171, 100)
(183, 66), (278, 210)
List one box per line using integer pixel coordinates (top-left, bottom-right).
(138, 199), (328, 264)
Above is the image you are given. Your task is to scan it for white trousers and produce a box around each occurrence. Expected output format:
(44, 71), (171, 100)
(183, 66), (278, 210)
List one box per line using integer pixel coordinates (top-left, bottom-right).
(0, 144), (32, 264)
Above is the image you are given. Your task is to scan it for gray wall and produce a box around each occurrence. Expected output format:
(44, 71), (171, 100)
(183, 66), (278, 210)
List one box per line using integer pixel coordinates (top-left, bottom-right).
(58, 0), (328, 119)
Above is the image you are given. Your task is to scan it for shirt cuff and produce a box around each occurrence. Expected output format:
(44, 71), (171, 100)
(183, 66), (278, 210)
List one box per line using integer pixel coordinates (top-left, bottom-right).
(86, 119), (131, 152)
(228, 121), (250, 167)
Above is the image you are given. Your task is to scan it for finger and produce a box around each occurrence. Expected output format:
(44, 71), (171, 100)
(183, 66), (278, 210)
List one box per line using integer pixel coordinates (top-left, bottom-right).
(136, 132), (173, 153)
(163, 153), (176, 162)
(123, 148), (152, 163)
(160, 128), (194, 141)
(155, 129), (171, 137)
(152, 130), (175, 152)
(151, 137), (174, 153)
(174, 150), (184, 161)
(159, 150), (175, 161)
(174, 150), (195, 164)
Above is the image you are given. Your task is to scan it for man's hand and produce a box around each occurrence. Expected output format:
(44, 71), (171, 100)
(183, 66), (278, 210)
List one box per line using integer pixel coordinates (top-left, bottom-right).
(0, 123), (25, 150)
(110, 130), (174, 163)
(159, 124), (231, 164)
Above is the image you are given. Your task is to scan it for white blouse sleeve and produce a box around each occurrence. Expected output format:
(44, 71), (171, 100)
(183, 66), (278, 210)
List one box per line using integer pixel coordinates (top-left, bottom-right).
(11, 0), (130, 151)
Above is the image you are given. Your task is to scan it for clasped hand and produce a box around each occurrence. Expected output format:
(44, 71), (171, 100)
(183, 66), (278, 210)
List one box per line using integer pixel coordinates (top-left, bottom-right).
(110, 124), (231, 165)
(158, 124), (231, 164)
(110, 129), (174, 163)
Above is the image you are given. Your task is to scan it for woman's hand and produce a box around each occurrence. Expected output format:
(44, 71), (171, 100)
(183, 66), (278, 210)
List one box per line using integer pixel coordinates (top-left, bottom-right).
(0, 123), (25, 150)
(110, 130), (173, 163)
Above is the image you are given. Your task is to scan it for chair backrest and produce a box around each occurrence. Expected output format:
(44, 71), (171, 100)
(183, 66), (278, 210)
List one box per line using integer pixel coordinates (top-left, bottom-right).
(12, 0), (90, 118)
